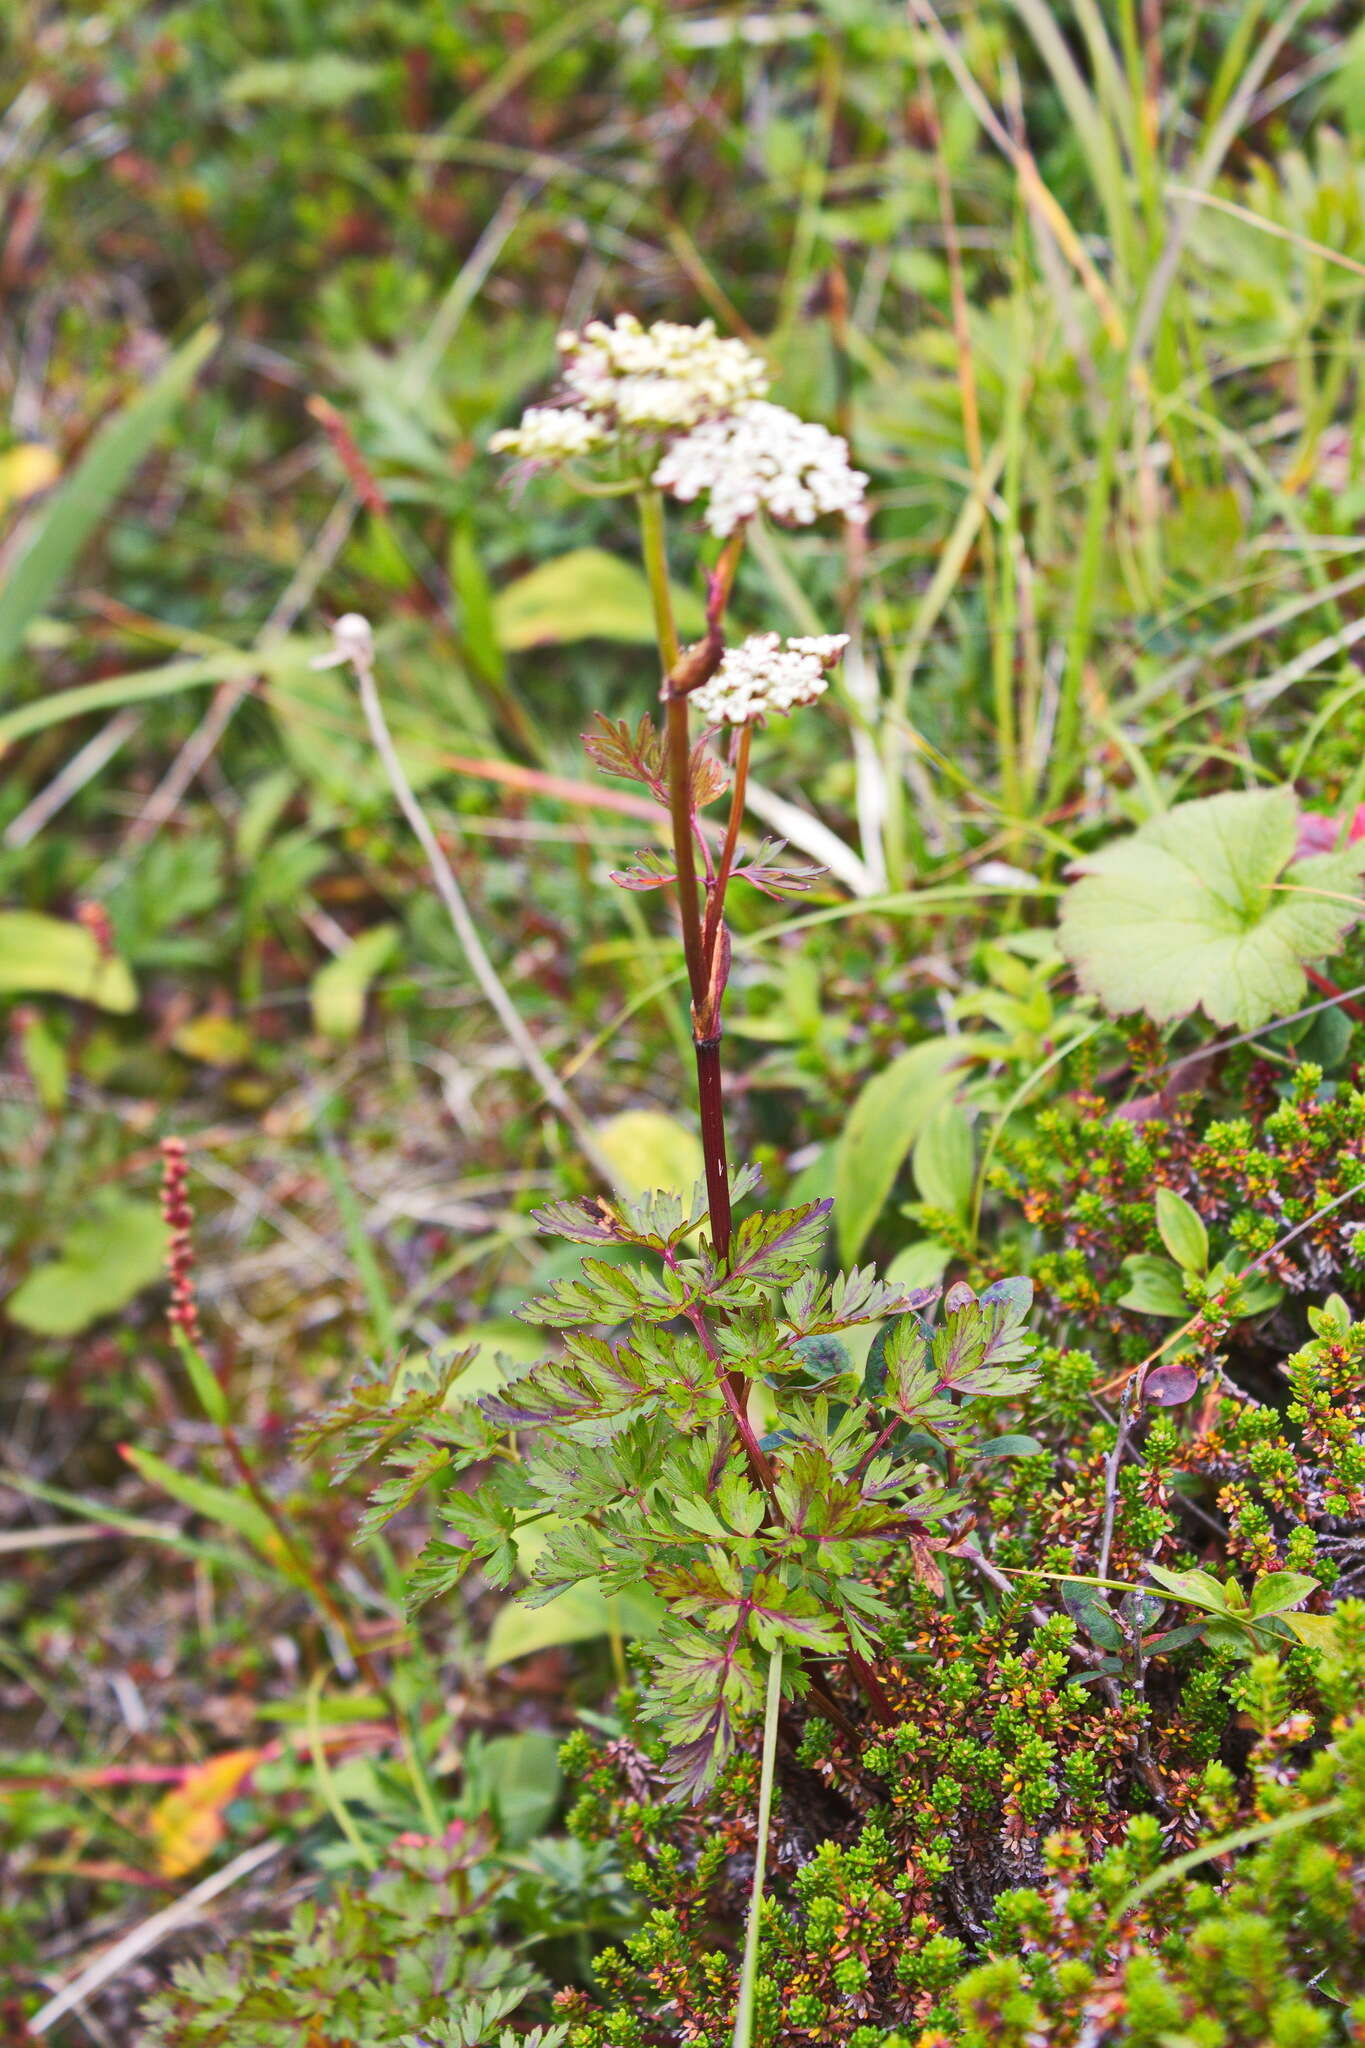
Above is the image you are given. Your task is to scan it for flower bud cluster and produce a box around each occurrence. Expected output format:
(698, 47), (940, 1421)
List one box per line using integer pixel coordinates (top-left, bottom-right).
(689, 632), (848, 727)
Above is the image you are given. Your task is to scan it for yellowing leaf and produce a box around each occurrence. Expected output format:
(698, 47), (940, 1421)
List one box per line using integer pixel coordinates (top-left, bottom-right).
(493, 548), (705, 650)
(0, 443), (60, 510)
(6, 1195), (169, 1337)
(310, 923), (399, 1040)
(0, 910), (136, 1012)
(172, 1014), (254, 1067)
(595, 1109), (703, 1200)
(149, 1749), (264, 1877)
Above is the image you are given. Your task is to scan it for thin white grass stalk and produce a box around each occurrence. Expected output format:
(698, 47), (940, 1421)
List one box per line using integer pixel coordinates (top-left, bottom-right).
(1165, 183), (1365, 286)
(1129, 0), (1317, 363)
(1125, 561), (1365, 718)
(352, 643), (616, 1187)
(732, 1642), (784, 2048)
(30, 1837), (285, 2033)
(1245, 612), (1365, 713)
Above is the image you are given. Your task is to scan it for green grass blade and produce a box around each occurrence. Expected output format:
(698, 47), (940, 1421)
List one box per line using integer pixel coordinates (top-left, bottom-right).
(0, 325), (218, 684)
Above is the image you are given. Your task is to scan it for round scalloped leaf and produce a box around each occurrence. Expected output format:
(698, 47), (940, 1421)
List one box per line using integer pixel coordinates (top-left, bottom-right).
(1058, 788), (1365, 1031)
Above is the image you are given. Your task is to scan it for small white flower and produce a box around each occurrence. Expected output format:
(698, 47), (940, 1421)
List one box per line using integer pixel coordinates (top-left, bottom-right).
(492, 314), (770, 468)
(489, 404), (608, 462)
(312, 612), (375, 671)
(562, 314), (769, 432)
(652, 400), (867, 537)
(690, 632), (848, 727)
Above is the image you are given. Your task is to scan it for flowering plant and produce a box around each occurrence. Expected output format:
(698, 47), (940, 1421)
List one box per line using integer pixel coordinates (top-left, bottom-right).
(322, 325), (1041, 2020)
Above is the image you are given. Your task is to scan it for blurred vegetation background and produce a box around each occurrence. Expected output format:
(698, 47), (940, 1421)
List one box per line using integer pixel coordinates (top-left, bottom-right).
(5, 0), (1365, 2035)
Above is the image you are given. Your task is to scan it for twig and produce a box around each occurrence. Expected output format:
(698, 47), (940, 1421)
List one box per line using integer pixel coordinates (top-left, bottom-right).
(27, 1837), (285, 2034)
(1097, 1378), (1138, 1581)
(4, 708), (142, 847)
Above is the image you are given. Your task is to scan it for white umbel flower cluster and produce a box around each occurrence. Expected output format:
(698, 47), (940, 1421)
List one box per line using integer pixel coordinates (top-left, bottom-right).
(690, 633), (848, 727)
(489, 404), (607, 463)
(561, 314), (769, 430)
(491, 315), (770, 459)
(652, 400), (867, 537)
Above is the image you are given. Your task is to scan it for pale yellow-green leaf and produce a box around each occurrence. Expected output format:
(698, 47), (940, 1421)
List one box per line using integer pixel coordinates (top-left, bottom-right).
(834, 1038), (965, 1263)
(310, 923), (399, 1040)
(6, 1195), (169, 1337)
(484, 1580), (663, 1667)
(172, 1014), (253, 1067)
(0, 910), (136, 1013)
(0, 443), (59, 511)
(1058, 788), (1365, 1032)
(595, 1108), (703, 1200)
(493, 548), (705, 650)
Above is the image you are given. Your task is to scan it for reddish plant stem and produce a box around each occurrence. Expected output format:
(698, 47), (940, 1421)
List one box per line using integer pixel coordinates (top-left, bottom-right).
(665, 692), (709, 1015)
(695, 1034), (733, 1266)
(1305, 965), (1365, 1023)
(701, 723), (752, 976)
(683, 1299), (772, 1494)
(845, 1649), (896, 1726)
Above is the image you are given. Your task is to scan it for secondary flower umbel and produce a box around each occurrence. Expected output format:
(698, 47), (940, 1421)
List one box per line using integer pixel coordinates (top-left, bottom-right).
(689, 632), (848, 727)
(653, 399), (867, 537)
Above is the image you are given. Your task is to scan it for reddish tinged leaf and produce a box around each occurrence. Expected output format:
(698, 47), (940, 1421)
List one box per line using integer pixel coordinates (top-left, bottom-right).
(1143, 1362), (1199, 1407)
(609, 848), (677, 891)
(582, 711), (665, 792)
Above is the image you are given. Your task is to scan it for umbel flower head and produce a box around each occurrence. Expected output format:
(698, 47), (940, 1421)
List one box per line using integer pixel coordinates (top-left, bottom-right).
(491, 312), (865, 534)
(491, 313), (769, 456)
(690, 632), (848, 727)
(652, 400), (867, 537)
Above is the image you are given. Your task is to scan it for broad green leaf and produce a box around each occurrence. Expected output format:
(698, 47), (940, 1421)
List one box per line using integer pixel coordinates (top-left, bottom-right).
(310, 923), (399, 1040)
(0, 910), (136, 1013)
(1155, 1187), (1209, 1274)
(911, 1101), (974, 1221)
(1061, 1580), (1125, 1651)
(6, 1195), (168, 1336)
(493, 547), (705, 650)
(834, 1038), (965, 1263)
(0, 326), (218, 681)
(976, 1433), (1046, 1461)
(470, 1731), (561, 1848)
(1058, 788), (1365, 1031)
(1283, 1612), (1340, 1654)
(1249, 1571), (1319, 1618)
(450, 523), (505, 684)
(884, 1239), (952, 1290)
(483, 1580), (662, 1668)
(1117, 1253), (1191, 1318)
(17, 1011), (67, 1111)
(595, 1108), (703, 1201)
(1145, 1562), (1231, 1612)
